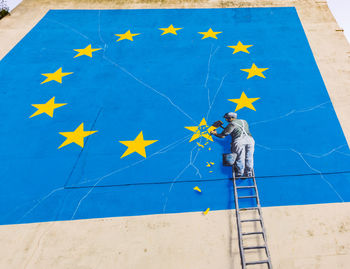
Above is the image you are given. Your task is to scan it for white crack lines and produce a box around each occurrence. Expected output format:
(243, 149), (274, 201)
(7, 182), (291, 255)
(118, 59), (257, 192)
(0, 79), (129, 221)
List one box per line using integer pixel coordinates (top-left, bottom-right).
(98, 12), (197, 125)
(303, 144), (348, 158)
(206, 73), (228, 120)
(162, 47), (229, 212)
(97, 10), (108, 55)
(73, 134), (192, 187)
(291, 149), (344, 202)
(18, 187), (65, 223)
(45, 18), (92, 42)
(102, 56), (197, 124)
(70, 134), (192, 219)
(97, 10), (106, 45)
(162, 143), (202, 213)
(204, 45), (220, 107)
(251, 101), (331, 126)
(43, 16), (202, 218)
(256, 143), (347, 202)
(48, 15), (197, 125)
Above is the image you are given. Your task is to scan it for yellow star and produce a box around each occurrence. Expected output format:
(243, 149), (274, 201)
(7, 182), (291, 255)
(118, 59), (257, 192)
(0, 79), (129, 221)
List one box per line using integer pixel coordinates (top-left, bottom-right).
(241, 63), (269, 79)
(58, 123), (97, 149)
(185, 118), (217, 142)
(198, 28), (222, 39)
(228, 92), (260, 112)
(115, 30), (140, 42)
(119, 131), (158, 158)
(41, 67), (73, 84)
(30, 97), (67, 118)
(159, 24), (183, 35)
(73, 44), (102, 58)
(227, 41), (253, 54)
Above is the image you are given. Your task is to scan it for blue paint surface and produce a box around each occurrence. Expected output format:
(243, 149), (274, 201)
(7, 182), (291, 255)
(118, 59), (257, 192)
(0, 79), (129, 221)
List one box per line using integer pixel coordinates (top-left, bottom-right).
(0, 8), (349, 225)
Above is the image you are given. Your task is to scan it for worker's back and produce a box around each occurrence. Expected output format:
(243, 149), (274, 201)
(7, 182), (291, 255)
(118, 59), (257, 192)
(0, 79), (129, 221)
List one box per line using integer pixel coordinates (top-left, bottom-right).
(226, 119), (252, 141)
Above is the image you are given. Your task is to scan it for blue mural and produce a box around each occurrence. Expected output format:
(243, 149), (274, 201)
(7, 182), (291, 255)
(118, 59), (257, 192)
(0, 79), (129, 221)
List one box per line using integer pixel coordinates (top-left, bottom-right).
(0, 8), (349, 225)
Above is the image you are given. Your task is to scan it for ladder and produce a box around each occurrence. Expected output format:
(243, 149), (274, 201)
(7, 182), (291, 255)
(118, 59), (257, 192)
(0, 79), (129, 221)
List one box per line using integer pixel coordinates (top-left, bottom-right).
(232, 170), (273, 268)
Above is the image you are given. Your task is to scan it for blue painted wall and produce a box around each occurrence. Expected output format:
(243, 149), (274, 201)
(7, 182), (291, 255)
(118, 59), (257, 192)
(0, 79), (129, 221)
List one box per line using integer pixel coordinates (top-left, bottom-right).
(0, 8), (349, 225)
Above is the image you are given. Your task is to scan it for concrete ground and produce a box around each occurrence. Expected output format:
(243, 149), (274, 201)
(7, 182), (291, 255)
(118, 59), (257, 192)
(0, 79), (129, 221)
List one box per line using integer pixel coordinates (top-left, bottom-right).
(1, 0), (350, 268)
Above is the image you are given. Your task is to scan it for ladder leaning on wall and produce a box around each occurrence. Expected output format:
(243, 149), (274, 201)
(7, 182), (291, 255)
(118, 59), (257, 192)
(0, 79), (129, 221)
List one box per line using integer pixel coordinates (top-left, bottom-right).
(232, 169), (273, 268)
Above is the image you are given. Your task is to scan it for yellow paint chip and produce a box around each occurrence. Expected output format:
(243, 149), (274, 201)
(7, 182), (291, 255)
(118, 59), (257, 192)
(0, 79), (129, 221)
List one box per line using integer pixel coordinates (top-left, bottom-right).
(208, 147), (211, 151)
(209, 171), (213, 173)
(210, 162), (214, 165)
(196, 142), (204, 148)
(203, 208), (210, 215)
(193, 186), (202, 193)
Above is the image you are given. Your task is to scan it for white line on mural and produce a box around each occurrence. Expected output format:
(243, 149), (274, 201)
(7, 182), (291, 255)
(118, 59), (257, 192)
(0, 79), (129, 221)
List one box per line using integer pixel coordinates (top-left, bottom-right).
(204, 45), (220, 107)
(206, 73), (228, 120)
(47, 13), (198, 125)
(162, 143), (202, 213)
(73, 134), (192, 186)
(102, 56), (198, 125)
(291, 149), (344, 202)
(303, 144), (348, 158)
(162, 71), (229, 212)
(70, 134), (192, 219)
(256, 143), (345, 202)
(18, 187), (65, 223)
(250, 101), (331, 126)
(45, 17), (92, 42)
(42, 14), (205, 218)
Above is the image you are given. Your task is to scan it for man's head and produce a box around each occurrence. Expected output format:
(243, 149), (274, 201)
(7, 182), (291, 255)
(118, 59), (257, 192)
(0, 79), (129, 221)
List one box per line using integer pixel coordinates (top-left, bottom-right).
(223, 112), (237, 122)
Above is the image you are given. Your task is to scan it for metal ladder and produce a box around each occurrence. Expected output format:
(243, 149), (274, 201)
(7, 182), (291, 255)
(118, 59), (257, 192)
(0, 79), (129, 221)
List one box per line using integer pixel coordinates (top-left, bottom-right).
(232, 170), (272, 268)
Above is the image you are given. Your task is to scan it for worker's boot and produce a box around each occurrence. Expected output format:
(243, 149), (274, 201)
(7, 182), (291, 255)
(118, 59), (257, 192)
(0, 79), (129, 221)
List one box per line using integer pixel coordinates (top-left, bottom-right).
(246, 171), (253, 178)
(235, 172), (244, 178)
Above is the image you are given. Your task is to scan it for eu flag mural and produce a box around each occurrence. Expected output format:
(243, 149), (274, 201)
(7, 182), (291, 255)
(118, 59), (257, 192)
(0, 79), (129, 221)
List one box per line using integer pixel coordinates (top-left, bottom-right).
(1, 8), (350, 225)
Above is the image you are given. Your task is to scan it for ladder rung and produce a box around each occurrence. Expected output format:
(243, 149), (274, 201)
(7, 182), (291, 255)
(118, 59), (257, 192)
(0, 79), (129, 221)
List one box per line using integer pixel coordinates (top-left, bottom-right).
(236, 186), (255, 189)
(235, 176), (253, 179)
(241, 219), (261, 223)
(238, 195), (257, 199)
(243, 245), (266, 250)
(239, 207), (259, 211)
(246, 260), (269, 265)
(242, 232), (263, 236)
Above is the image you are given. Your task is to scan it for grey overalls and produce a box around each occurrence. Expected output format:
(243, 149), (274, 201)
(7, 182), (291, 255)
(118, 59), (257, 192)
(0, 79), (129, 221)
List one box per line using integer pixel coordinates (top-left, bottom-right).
(221, 119), (255, 176)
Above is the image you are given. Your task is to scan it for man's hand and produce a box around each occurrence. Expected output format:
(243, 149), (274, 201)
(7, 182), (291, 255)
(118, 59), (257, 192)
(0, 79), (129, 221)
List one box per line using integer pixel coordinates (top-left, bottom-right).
(210, 130), (217, 135)
(210, 129), (225, 138)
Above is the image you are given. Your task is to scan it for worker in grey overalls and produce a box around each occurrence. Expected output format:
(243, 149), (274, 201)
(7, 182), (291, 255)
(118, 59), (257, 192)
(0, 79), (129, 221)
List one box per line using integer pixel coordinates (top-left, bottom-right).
(211, 112), (255, 177)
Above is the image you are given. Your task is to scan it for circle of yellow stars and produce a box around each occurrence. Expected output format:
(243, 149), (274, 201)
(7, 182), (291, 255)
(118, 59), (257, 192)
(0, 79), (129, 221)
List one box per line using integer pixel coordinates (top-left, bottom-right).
(30, 24), (269, 160)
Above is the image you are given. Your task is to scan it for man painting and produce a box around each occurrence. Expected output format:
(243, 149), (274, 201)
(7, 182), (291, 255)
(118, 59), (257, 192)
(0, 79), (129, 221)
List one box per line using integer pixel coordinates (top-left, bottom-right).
(210, 112), (255, 178)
